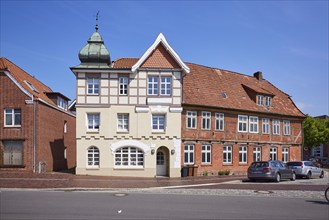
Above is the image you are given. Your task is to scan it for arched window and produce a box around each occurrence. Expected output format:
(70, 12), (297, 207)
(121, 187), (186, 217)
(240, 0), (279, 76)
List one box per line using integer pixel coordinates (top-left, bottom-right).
(87, 146), (99, 167)
(115, 147), (144, 168)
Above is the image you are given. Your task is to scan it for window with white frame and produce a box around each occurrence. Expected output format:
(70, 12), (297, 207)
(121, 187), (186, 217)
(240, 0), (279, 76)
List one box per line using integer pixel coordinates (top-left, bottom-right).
(249, 116), (259, 133)
(215, 113), (224, 131)
(202, 111), (211, 130)
(257, 95), (264, 105)
(115, 147), (144, 167)
(117, 114), (129, 132)
(265, 96), (272, 106)
(202, 144), (211, 164)
(87, 78), (99, 95)
(119, 77), (129, 95)
(238, 115), (248, 132)
(282, 147), (289, 162)
(262, 118), (270, 134)
(270, 147), (277, 160)
(239, 146), (248, 163)
(57, 96), (68, 110)
(2, 141), (23, 165)
(223, 146), (232, 164)
(184, 144), (194, 164)
(152, 115), (165, 132)
(186, 111), (197, 129)
(148, 76), (158, 95)
(4, 108), (21, 127)
(160, 77), (172, 96)
(87, 113), (100, 131)
(283, 120), (290, 135)
(87, 146), (99, 167)
(253, 146), (261, 162)
(272, 119), (280, 135)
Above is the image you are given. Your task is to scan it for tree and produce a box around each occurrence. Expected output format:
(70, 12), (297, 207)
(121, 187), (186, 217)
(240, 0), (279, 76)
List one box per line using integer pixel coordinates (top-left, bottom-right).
(303, 115), (329, 149)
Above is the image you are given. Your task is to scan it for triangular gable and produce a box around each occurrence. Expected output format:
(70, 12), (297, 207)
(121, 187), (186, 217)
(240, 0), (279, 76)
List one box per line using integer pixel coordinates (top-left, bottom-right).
(132, 33), (190, 73)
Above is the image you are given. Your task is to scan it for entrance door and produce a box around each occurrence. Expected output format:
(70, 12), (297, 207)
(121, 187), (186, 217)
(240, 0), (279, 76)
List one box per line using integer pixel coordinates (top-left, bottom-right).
(156, 149), (167, 176)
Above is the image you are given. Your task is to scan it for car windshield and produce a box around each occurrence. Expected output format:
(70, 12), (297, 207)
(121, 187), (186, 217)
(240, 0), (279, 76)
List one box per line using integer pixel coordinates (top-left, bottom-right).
(250, 162), (269, 168)
(287, 162), (303, 166)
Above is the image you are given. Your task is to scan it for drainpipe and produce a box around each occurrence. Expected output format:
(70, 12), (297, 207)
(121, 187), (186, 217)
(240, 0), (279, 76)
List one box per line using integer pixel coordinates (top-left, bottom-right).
(33, 101), (36, 173)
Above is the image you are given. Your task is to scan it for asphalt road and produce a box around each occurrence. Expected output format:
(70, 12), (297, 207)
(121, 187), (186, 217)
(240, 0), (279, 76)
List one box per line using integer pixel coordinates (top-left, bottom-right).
(1, 190), (328, 220)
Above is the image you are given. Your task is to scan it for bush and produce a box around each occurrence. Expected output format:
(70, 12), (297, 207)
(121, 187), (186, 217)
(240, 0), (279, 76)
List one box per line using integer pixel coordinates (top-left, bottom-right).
(203, 170), (208, 176)
(224, 169), (230, 175)
(218, 170), (224, 176)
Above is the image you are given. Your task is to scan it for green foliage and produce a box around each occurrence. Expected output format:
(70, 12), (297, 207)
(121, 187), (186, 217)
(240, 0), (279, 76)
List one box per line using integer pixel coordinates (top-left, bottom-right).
(203, 170), (208, 176)
(218, 170), (230, 176)
(303, 115), (329, 149)
(218, 170), (224, 176)
(224, 169), (230, 175)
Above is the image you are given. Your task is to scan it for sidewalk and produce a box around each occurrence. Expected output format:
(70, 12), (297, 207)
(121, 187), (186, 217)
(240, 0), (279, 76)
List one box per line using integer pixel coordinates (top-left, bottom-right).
(0, 171), (245, 189)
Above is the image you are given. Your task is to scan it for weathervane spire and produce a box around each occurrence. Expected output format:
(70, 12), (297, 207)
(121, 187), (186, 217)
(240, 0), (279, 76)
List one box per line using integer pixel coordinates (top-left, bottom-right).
(95, 11), (100, 32)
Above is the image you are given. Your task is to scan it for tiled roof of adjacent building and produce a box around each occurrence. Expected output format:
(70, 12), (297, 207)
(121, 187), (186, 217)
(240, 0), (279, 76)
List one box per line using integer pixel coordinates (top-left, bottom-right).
(112, 57), (304, 117)
(0, 57), (71, 111)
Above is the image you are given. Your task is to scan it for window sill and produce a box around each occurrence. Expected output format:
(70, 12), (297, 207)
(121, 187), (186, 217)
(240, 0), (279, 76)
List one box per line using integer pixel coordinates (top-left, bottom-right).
(223, 163), (232, 166)
(201, 163), (212, 166)
(152, 131), (165, 134)
(114, 167), (144, 170)
(117, 130), (129, 134)
(86, 167), (100, 170)
(4, 125), (21, 128)
(87, 130), (99, 134)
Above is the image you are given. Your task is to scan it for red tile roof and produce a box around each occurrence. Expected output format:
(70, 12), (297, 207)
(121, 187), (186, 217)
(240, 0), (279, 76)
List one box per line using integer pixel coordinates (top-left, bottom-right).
(0, 57), (67, 108)
(112, 57), (304, 117)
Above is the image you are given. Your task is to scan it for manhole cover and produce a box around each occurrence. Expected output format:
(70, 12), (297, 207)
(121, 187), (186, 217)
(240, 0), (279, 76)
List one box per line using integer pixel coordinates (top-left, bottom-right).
(254, 190), (273, 194)
(113, 193), (128, 197)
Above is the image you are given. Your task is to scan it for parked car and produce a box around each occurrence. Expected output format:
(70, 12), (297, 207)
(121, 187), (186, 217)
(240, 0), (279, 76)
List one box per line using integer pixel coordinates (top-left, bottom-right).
(247, 160), (296, 182)
(286, 161), (324, 179)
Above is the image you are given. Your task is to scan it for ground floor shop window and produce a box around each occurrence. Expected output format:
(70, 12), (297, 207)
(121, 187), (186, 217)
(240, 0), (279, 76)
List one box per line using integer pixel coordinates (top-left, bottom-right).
(1, 141), (23, 166)
(115, 147), (144, 168)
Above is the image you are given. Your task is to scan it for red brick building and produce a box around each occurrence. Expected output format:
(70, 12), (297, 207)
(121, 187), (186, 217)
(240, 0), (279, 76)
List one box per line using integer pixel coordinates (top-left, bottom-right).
(181, 63), (305, 175)
(0, 57), (76, 173)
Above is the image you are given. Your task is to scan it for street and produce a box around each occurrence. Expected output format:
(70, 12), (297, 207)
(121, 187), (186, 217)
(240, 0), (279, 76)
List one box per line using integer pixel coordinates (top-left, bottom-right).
(1, 190), (328, 220)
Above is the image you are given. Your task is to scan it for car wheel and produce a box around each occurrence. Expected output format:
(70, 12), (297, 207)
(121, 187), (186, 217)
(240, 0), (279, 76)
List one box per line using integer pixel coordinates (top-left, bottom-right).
(290, 172), (296, 181)
(320, 171), (324, 179)
(306, 171), (312, 179)
(275, 173), (281, 182)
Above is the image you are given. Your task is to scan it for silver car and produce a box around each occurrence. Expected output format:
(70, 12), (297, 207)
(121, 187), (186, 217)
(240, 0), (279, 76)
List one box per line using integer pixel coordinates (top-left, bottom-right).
(286, 161), (324, 179)
(247, 160), (296, 182)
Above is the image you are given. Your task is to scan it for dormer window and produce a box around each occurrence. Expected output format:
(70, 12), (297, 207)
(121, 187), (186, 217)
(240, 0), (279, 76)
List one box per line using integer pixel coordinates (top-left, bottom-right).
(257, 95), (264, 105)
(58, 96), (68, 110)
(265, 96), (272, 106)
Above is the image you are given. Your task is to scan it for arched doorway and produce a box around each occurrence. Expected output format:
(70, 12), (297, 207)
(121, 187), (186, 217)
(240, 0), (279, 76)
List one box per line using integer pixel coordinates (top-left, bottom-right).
(156, 147), (169, 176)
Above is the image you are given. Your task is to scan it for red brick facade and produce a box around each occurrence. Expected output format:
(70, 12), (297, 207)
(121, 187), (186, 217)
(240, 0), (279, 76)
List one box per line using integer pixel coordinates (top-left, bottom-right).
(0, 58), (76, 173)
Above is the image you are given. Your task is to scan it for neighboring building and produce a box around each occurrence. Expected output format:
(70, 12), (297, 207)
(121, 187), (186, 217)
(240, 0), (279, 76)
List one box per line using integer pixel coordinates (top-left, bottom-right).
(0, 57), (76, 173)
(71, 26), (304, 177)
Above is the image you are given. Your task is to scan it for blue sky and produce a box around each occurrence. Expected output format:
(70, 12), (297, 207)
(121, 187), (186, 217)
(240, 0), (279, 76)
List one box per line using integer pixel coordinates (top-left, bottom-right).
(1, 0), (328, 117)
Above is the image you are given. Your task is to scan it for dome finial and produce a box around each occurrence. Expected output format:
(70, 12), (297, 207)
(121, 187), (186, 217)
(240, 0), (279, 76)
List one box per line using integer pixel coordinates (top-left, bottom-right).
(95, 11), (100, 32)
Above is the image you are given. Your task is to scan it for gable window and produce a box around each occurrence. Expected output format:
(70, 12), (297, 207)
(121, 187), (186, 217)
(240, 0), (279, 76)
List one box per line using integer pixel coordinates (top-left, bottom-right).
(215, 113), (224, 131)
(202, 144), (211, 164)
(238, 115), (248, 132)
(239, 146), (248, 164)
(257, 95), (264, 105)
(282, 147), (289, 163)
(186, 111), (197, 129)
(4, 108), (21, 127)
(87, 146), (99, 168)
(249, 116), (259, 133)
(152, 115), (165, 132)
(160, 77), (172, 96)
(253, 146), (261, 162)
(283, 120), (291, 135)
(272, 119), (280, 135)
(184, 144), (194, 165)
(2, 141), (23, 166)
(202, 111), (211, 130)
(262, 118), (270, 134)
(87, 78), (99, 95)
(117, 114), (129, 132)
(148, 76), (159, 95)
(265, 96), (272, 106)
(270, 147), (277, 160)
(119, 77), (129, 95)
(87, 113), (100, 131)
(115, 147), (144, 167)
(223, 145), (232, 164)
(57, 96), (68, 110)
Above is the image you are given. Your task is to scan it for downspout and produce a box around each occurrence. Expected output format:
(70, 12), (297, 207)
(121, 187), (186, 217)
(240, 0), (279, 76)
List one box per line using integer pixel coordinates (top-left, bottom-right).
(33, 100), (36, 173)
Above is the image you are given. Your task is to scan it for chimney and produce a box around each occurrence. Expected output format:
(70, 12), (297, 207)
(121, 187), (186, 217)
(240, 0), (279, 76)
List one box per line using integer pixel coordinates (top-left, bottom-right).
(254, 71), (263, 81)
